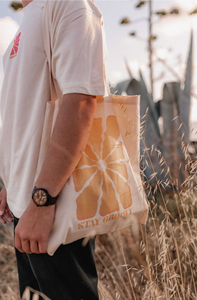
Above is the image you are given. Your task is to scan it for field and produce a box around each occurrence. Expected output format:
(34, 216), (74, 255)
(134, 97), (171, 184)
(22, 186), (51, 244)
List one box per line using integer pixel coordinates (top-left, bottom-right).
(1, 185), (197, 299)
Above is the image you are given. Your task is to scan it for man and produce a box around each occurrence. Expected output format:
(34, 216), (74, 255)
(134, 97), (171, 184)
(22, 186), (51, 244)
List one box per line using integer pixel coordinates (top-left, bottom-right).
(0, 0), (107, 298)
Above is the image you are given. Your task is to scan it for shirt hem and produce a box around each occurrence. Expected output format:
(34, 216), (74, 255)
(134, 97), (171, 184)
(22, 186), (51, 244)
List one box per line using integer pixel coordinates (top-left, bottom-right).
(8, 200), (29, 219)
(61, 85), (106, 96)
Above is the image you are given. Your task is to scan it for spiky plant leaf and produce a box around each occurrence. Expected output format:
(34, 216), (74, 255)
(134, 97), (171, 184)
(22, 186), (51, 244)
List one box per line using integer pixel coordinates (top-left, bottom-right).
(116, 80), (131, 95)
(179, 31), (193, 142)
(110, 85), (118, 95)
(161, 82), (185, 183)
(140, 71), (161, 138)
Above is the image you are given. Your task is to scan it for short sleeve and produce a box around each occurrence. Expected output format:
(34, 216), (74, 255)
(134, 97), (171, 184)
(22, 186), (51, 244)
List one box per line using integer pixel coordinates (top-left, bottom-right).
(51, 7), (107, 96)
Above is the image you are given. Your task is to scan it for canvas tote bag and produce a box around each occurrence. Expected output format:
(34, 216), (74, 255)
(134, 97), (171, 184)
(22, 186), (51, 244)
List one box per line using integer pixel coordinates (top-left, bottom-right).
(39, 1), (148, 255)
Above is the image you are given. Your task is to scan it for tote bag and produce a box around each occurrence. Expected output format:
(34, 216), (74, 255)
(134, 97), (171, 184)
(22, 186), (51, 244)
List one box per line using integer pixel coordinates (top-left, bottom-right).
(39, 1), (148, 255)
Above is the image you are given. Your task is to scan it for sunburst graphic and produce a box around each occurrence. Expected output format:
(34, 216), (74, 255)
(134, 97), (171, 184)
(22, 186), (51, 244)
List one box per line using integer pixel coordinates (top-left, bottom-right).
(73, 116), (132, 221)
(9, 32), (21, 59)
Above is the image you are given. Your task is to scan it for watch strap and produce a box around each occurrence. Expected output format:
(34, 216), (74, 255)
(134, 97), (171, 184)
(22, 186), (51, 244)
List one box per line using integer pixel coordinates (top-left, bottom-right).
(32, 186), (58, 206)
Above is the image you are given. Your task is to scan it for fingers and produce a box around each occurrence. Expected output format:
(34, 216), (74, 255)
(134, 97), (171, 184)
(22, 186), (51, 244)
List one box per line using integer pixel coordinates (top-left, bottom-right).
(0, 198), (6, 218)
(3, 206), (13, 223)
(0, 209), (13, 224)
(3, 213), (13, 223)
(0, 187), (12, 224)
(30, 241), (40, 254)
(0, 209), (10, 224)
(21, 240), (32, 254)
(0, 216), (6, 224)
(16, 240), (47, 254)
(38, 240), (47, 254)
(15, 234), (25, 253)
(14, 200), (54, 254)
(15, 229), (30, 254)
(15, 232), (47, 254)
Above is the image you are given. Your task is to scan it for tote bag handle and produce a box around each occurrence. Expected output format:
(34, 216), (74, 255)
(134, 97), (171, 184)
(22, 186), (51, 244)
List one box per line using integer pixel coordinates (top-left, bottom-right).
(42, 2), (58, 103)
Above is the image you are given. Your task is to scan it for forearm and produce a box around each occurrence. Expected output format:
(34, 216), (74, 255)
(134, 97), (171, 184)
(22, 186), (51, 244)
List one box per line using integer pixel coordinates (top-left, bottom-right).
(35, 93), (97, 197)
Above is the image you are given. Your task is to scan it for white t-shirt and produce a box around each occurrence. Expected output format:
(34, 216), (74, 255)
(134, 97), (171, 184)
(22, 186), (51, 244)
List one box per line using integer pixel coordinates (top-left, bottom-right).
(0, 0), (107, 218)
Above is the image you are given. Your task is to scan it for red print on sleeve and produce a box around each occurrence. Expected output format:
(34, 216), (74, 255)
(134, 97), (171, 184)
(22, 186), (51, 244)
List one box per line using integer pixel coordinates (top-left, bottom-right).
(9, 32), (21, 59)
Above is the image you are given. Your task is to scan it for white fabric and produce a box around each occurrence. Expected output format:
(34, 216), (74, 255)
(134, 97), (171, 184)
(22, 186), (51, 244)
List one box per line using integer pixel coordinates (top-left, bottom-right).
(42, 0), (148, 256)
(0, 0), (107, 218)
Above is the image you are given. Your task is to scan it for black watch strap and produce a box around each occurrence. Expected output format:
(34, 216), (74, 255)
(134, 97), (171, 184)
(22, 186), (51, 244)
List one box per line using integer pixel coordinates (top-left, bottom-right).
(32, 186), (58, 206)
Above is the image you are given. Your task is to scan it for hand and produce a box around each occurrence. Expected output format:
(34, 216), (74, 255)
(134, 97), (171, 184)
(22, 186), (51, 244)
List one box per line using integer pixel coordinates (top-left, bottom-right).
(0, 186), (13, 224)
(15, 200), (55, 254)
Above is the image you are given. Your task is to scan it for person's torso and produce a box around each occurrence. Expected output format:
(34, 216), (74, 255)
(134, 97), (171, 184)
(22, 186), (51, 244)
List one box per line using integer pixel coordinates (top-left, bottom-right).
(0, 0), (50, 217)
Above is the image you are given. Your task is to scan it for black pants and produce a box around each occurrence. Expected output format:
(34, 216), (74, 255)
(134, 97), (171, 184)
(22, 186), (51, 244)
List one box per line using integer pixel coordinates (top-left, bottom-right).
(14, 217), (99, 300)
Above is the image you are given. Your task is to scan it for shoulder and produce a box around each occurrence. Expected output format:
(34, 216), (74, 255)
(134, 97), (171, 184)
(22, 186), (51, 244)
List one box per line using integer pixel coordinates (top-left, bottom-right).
(46, 0), (102, 21)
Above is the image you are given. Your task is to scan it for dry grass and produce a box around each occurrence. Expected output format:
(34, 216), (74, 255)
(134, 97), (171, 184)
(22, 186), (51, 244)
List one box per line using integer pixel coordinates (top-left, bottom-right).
(1, 188), (197, 299)
(1, 130), (197, 299)
(0, 223), (19, 299)
(96, 189), (197, 300)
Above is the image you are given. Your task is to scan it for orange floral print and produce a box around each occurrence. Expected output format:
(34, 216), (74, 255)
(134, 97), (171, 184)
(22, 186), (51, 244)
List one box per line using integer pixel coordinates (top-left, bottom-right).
(73, 116), (132, 221)
(9, 32), (21, 59)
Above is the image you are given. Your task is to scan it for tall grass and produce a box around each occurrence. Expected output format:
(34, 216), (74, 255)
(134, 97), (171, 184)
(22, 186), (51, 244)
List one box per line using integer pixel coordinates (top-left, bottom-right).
(0, 222), (19, 299)
(96, 188), (197, 299)
(1, 186), (197, 299)
(95, 120), (197, 299)
(0, 131), (197, 299)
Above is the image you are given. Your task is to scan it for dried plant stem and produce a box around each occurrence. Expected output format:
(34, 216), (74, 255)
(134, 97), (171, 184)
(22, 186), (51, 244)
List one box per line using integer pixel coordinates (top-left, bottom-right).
(97, 239), (132, 299)
(96, 251), (126, 299)
(118, 231), (137, 300)
(0, 256), (16, 276)
(174, 237), (186, 300)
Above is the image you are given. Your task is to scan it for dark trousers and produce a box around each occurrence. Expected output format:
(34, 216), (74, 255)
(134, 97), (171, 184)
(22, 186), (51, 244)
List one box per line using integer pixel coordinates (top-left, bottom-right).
(14, 217), (99, 300)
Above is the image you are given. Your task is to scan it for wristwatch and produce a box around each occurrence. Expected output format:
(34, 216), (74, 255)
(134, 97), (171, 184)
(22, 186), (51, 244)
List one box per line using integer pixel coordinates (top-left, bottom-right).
(32, 186), (58, 207)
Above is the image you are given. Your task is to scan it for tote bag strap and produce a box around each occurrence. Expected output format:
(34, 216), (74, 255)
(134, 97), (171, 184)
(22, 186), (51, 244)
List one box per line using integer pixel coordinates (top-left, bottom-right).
(103, 66), (111, 96)
(42, 0), (57, 103)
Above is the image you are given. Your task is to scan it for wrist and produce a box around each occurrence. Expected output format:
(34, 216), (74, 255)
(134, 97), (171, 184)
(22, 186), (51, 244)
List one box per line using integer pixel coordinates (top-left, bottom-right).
(30, 199), (55, 210)
(35, 179), (59, 198)
(32, 186), (59, 207)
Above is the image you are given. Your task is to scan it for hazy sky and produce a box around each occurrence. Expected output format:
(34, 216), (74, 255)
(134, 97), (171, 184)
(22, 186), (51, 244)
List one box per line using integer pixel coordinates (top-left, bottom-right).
(0, 0), (197, 121)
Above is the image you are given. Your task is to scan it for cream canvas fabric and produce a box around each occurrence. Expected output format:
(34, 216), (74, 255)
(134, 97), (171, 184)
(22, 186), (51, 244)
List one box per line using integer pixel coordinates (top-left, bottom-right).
(0, 0), (107, 218)
(42, 0), (148, 255)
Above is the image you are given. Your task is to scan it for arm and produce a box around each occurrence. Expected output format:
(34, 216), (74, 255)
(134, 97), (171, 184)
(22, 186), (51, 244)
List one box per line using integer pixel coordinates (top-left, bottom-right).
(36, 93), (97, 196)
(15, 93), (97, 254)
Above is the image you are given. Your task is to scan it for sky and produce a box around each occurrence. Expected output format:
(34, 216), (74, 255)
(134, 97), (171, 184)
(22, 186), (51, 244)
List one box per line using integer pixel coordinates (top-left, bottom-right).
(0, 0), (197, 123)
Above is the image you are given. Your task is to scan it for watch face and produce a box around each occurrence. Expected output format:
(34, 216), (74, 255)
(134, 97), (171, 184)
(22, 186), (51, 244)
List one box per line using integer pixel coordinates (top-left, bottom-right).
(33, 189), (47, 206)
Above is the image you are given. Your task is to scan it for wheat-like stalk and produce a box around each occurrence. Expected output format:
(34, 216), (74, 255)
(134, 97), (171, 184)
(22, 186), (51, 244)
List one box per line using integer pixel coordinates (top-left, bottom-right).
(1, 128), (197, 299)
